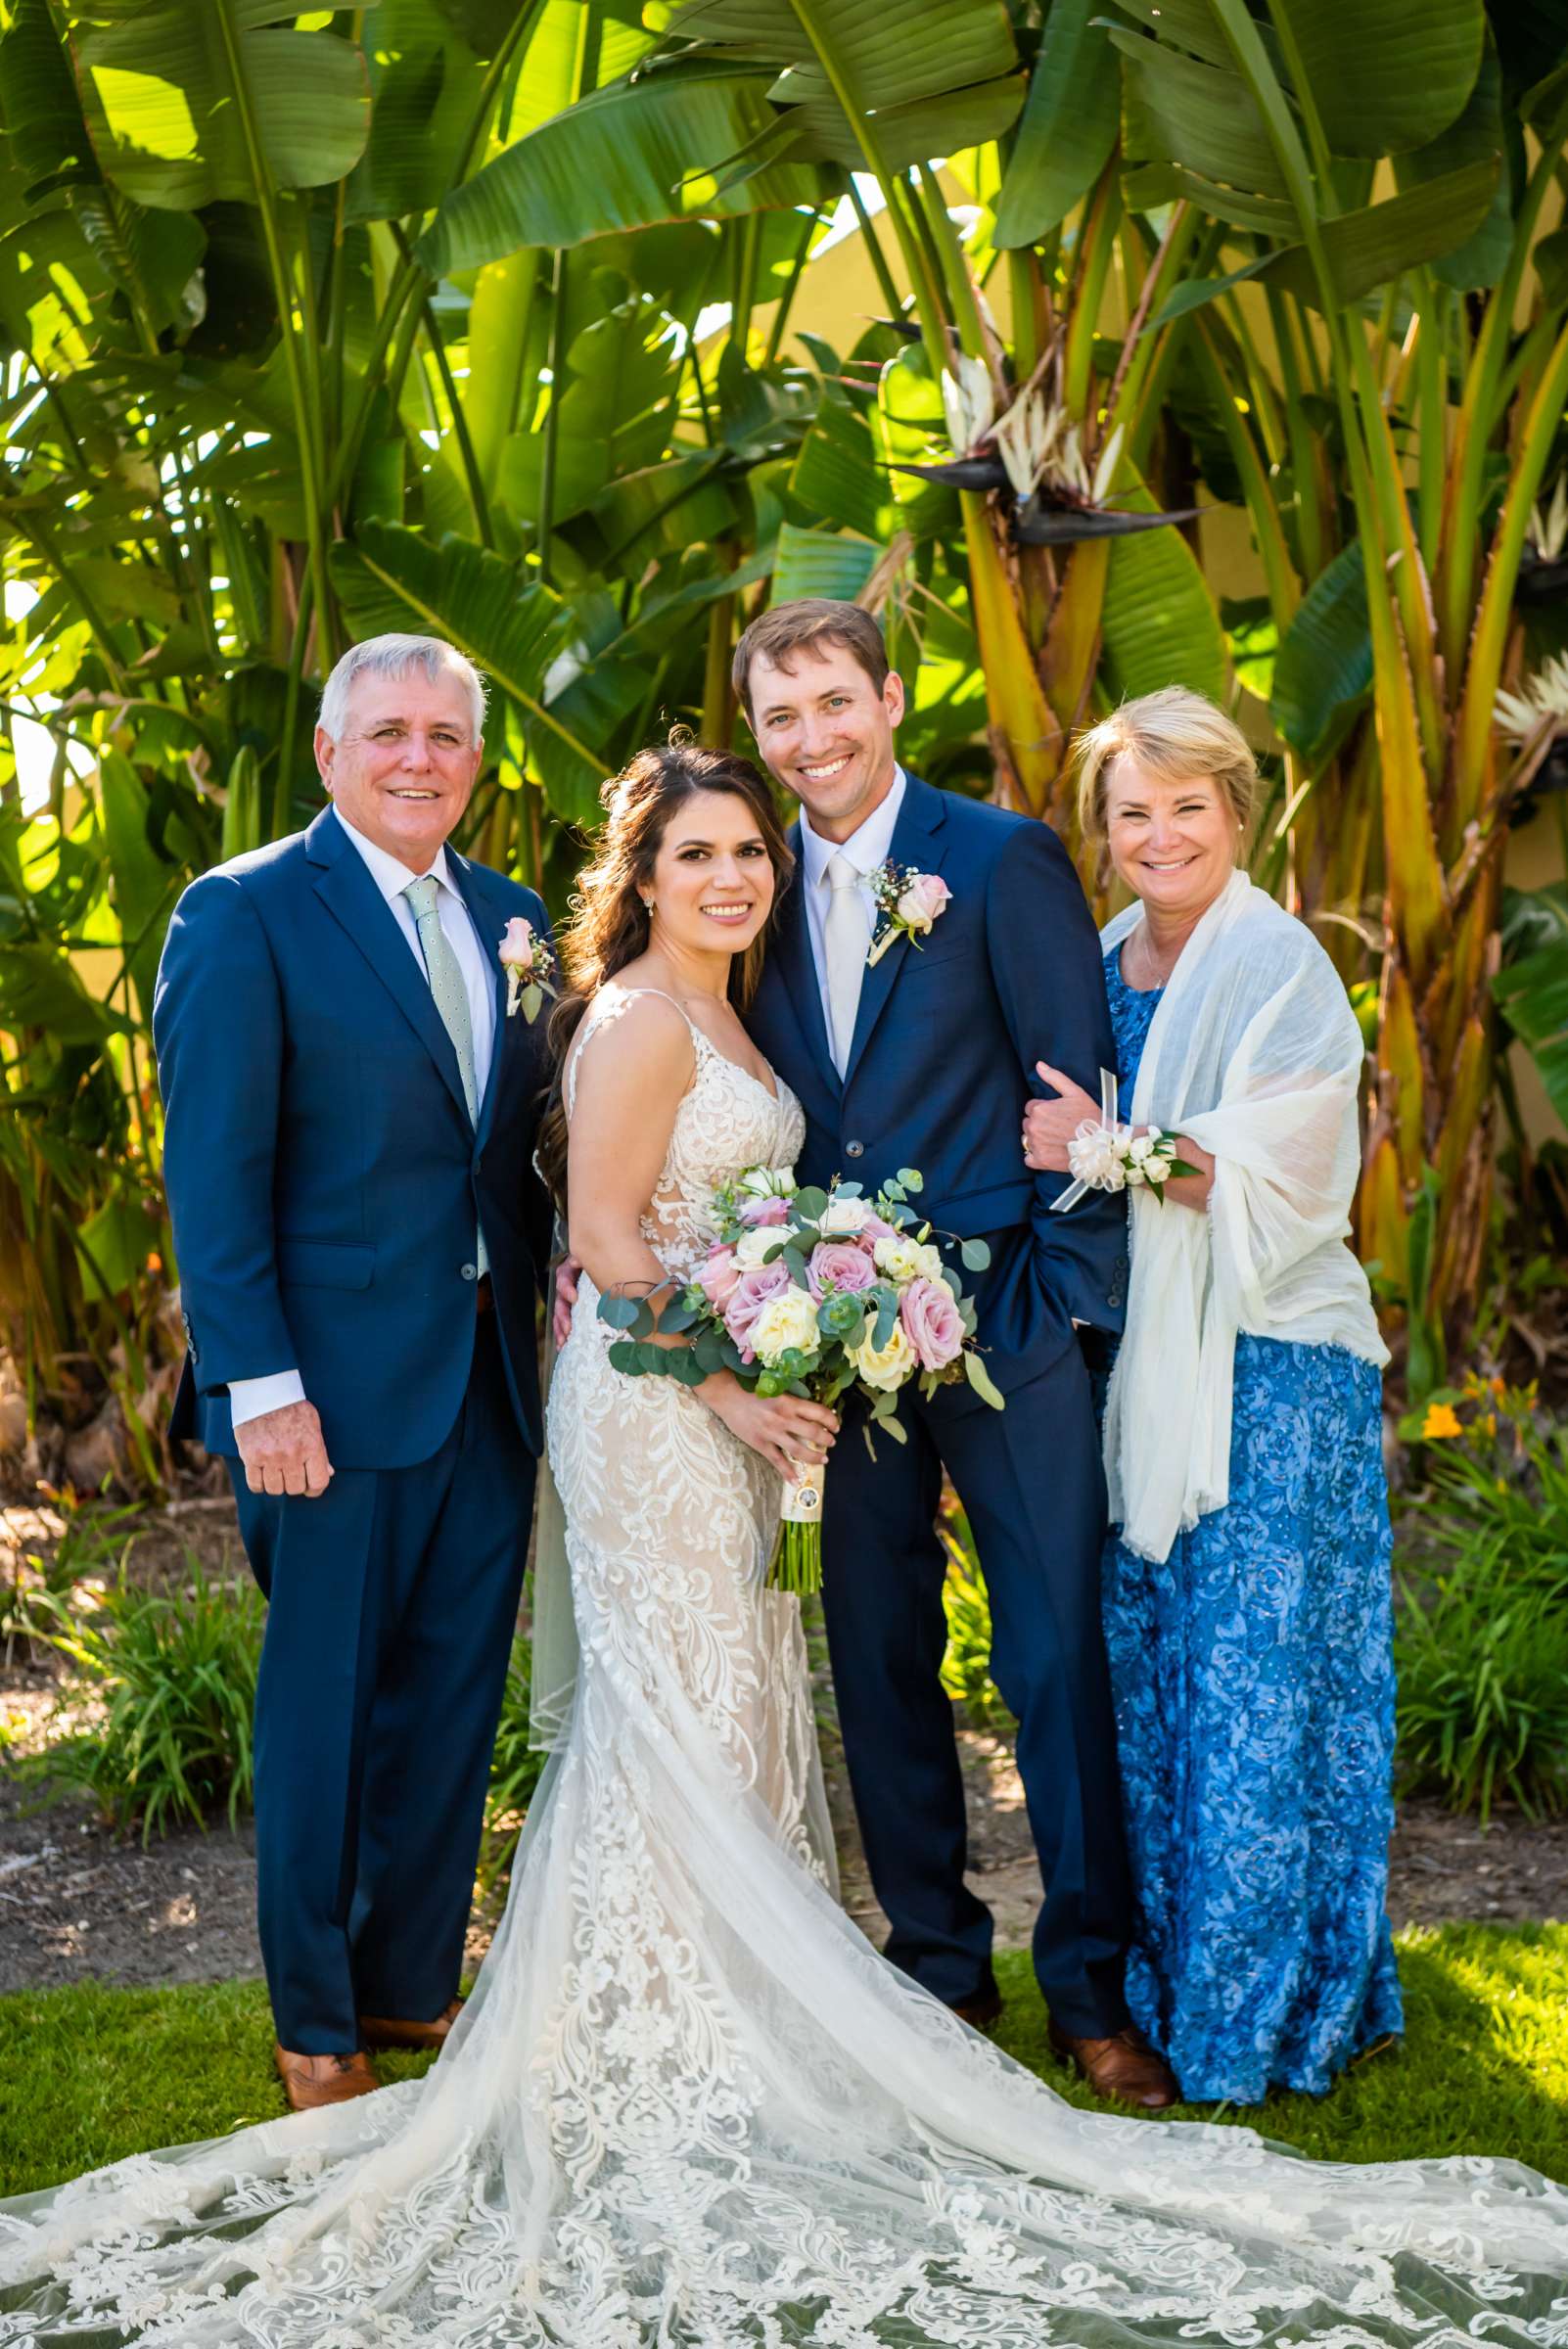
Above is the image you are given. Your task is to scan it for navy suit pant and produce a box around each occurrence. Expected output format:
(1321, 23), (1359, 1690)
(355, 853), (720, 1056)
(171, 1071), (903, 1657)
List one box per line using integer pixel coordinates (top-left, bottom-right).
(821, 1340), (1132, 2039)
(230, 1316), (533, 2052)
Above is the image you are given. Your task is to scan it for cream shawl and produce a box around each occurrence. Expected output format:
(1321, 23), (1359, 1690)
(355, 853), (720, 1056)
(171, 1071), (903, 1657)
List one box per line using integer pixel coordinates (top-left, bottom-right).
(1100, 870), (1387, 1563)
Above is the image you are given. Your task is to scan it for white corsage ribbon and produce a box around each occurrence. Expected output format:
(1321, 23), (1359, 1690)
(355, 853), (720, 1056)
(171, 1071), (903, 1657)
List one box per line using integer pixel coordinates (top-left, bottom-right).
(1050, 1069), (1186, 1213)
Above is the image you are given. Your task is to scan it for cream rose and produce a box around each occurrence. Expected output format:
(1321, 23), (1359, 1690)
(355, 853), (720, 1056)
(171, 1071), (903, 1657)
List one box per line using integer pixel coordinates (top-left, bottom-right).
(852, 1319), (916, 1392)
(736, 1165), (797, 1200)
(817, 1197), (871, 1237)
(750, 1288), (822, 1365)
(733, 1225), (786, 1269)
(872, 1233), (944, 1286)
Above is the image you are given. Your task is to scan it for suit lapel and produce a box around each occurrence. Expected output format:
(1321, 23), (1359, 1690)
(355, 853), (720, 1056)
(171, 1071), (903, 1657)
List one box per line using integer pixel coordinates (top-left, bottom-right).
(446, 847), (509, 1144)
(842, 775), (949, 1090)
(771, 827), (842, 1099)
(307, 807), (471, 1126)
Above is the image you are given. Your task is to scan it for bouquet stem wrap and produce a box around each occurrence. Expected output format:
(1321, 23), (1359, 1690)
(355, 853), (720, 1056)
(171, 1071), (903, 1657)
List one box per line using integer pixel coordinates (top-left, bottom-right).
(771, 1459), (826, 1594)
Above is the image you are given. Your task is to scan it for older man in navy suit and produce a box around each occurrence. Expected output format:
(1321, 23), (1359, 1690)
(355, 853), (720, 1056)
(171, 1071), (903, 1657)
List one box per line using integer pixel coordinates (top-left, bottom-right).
(155, 634), (553, 2110)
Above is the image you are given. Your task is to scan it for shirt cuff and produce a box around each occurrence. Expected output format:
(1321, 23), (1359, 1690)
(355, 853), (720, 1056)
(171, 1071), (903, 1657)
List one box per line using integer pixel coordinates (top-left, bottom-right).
(227, 1370), (307, 1429)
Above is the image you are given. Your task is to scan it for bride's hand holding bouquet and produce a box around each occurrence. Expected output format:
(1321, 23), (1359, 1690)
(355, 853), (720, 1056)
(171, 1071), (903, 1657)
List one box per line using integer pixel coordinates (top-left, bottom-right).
(598, 1163), (1002, 1592)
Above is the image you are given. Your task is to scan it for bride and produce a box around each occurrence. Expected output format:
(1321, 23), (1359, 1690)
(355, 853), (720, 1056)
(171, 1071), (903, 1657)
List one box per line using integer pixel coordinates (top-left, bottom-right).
(2, 738), (1565, 2347)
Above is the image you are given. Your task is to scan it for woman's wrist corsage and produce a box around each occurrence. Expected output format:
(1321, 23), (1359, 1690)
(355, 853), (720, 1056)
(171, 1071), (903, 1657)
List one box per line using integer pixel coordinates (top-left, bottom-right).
(1050, 1071), (1199, 1213)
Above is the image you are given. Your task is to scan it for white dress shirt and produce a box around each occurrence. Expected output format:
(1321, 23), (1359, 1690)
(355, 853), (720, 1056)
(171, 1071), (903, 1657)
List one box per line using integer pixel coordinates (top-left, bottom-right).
(228, 807), (496, 1432)
(798, 764), (906, 1048)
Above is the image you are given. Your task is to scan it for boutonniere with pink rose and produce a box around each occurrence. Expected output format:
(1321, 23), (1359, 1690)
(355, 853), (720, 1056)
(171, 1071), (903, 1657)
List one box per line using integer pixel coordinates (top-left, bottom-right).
(866, 862), (951, 968)
(498, 916), (558, 1023)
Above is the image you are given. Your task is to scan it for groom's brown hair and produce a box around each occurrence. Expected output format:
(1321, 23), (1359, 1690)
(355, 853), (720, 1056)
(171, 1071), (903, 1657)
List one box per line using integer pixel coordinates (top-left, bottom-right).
(732, 599), (889, 724)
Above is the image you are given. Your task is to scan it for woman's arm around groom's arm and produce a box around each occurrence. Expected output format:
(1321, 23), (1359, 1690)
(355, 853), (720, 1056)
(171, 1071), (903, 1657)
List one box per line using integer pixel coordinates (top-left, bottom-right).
(983, 819), (1129, 1335)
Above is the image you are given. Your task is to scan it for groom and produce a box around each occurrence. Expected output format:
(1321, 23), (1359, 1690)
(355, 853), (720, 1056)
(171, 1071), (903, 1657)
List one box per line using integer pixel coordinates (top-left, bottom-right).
(155, 632), (555, 2110)
(738, 601), (1176, 2109)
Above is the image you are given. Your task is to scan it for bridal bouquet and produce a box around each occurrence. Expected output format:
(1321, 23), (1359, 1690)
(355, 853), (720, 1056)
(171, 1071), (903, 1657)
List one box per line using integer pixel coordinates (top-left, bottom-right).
(598, 1166), (1002, 1593)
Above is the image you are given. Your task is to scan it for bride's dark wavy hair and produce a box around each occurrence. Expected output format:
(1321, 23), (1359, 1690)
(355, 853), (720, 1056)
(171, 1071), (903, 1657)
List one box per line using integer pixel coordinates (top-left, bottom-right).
(534, 735), (794, 1213)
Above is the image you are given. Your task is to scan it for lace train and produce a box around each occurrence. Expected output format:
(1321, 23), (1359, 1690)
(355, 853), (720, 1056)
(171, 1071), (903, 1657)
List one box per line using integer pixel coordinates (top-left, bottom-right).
(3, 991), (1565, 2345)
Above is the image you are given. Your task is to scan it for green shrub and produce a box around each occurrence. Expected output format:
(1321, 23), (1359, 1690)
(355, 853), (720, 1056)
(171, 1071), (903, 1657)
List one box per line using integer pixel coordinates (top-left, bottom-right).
(28, 1560), (263, 1843)
(938, 1506), (1014, 1736)
(0, 1496), (142, 1658)
(1395, 1573), (1568, 1823)
(1393, 1384), (1568, 1822)
(477, 1635), (547, 1894)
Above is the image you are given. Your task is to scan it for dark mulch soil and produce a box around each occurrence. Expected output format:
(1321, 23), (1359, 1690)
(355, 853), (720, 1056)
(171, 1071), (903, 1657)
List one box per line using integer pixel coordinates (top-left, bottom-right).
(3, 1497), (1565, 1995)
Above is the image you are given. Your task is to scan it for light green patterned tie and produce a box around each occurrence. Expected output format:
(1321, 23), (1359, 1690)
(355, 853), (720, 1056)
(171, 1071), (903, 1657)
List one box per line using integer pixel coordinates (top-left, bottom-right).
(404, 874), (486, 1279)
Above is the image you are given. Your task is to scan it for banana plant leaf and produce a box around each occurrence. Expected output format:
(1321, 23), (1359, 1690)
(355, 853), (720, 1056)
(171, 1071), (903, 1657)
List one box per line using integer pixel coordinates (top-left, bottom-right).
(992, 0), (1119, 248)
(1495, 885), (1568, 1128)
(416, 65), (824, 276)
(72, 1), (371, 210)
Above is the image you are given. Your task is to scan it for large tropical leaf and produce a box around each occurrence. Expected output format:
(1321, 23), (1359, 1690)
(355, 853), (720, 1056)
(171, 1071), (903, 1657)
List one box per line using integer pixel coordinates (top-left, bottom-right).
(1269, 0), (1485, 160)
(328, 521), (609, 806)
(0, 0), (205, 332)
(649, 0), (1022, 172)
(1270, 541), (1371, 761)
(1111, 25), (1288, 204)
(1495, 885), (1568, 1128)
(415, 64), (822, 276)
(72, 0), (371, 209)
(769, 523), (879, 604)
(1393, 33), (1511, 292)
(1098, 493), (1224, 707)
(788, 401), (886, 542)
(1266, 159), (1502, 309)
(651, 0), (1017, 111)
(992, 0), (1119, 249)
(345, 0), (487, 221)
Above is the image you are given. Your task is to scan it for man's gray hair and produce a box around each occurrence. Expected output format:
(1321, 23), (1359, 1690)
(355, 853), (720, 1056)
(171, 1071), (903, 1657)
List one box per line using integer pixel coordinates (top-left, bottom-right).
(318, 633), (487, 743)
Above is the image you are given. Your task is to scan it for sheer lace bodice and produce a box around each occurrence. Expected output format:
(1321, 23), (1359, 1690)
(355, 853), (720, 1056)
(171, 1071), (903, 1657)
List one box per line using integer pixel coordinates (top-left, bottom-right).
(563, 981), (805, 1282)
(2, 992), (1565, 2345)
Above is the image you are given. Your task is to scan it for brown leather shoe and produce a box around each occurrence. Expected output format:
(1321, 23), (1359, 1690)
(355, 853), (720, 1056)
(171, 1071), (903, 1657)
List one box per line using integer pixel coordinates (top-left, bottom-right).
(273, 2045), (380, 2111)
(946, 1985), (1005, 2030)
(1047, 2019), (1178, 2110)
(358, 1996), (465, 2053)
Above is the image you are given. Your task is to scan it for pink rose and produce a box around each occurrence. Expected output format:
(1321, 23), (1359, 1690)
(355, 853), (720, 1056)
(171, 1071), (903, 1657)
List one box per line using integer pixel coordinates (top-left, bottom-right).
(723, 1263), (794, 1357)
(498, 915), (536, 971)
(895, 872), (951, 934)
(698, 1246), (742, 1313)
(737, 1194), (792, 1227)
(899, 1276), (965, 1371)
(857, 1213), (897, 1243)
(807, 1241), (877, 1301)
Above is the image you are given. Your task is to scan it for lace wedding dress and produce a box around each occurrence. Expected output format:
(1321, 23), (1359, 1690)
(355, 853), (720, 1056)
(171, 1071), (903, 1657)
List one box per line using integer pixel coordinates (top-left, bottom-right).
(3, 982), (1565, 2347)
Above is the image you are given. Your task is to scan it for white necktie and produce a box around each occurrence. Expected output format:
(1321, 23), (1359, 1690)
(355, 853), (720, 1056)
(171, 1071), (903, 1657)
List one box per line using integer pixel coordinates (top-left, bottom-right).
(823, 852), (865, 1077)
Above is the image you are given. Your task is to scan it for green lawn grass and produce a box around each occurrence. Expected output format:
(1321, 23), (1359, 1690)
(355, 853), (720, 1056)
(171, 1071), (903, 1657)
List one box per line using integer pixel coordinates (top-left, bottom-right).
(2, 1924), (1564, 2199)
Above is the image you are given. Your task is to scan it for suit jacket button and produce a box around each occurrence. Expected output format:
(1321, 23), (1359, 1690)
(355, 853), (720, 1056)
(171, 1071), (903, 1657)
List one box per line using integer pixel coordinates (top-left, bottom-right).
(845, 1139), (864, 1159)
(461, 1263), (478, 1281)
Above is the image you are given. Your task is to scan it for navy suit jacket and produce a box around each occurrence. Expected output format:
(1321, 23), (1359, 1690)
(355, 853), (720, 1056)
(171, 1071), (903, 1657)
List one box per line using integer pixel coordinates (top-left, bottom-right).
(154, 806), (555, 1469)
(747, 773), (1128, 1394)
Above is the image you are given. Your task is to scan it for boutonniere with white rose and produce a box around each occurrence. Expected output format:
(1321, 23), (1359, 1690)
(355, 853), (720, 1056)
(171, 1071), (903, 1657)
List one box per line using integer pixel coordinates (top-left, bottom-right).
(497, 917), (558, 1023)
(866, 862), (951, 968)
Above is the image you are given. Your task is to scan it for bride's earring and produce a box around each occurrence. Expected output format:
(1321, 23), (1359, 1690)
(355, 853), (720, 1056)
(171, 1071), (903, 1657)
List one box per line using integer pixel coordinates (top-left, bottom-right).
(641, 896), (654, 913)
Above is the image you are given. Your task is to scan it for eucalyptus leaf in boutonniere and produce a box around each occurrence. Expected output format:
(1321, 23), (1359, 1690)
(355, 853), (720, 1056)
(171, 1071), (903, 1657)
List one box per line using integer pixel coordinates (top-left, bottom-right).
(866, 863), (951, 968)
(498, 917), (559, 1023)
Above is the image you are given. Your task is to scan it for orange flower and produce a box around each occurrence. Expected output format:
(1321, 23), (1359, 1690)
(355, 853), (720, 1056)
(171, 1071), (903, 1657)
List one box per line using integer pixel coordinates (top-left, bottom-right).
(1421, 1402), (1463, 1441)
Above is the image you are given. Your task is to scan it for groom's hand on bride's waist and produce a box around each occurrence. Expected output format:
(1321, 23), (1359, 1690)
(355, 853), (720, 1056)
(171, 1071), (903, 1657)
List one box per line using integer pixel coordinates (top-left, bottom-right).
(553, 1258), (580, 1349)
(235, 1400), (335, 1498)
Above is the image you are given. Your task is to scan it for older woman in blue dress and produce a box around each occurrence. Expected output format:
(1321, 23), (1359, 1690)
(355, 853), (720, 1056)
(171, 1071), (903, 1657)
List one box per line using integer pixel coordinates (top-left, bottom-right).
(1025, 686), (1403, 2105)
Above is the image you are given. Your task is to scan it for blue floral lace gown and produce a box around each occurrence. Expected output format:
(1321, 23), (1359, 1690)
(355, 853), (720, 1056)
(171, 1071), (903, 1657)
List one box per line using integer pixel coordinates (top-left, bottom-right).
(1102, 948), (1404, 2104)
